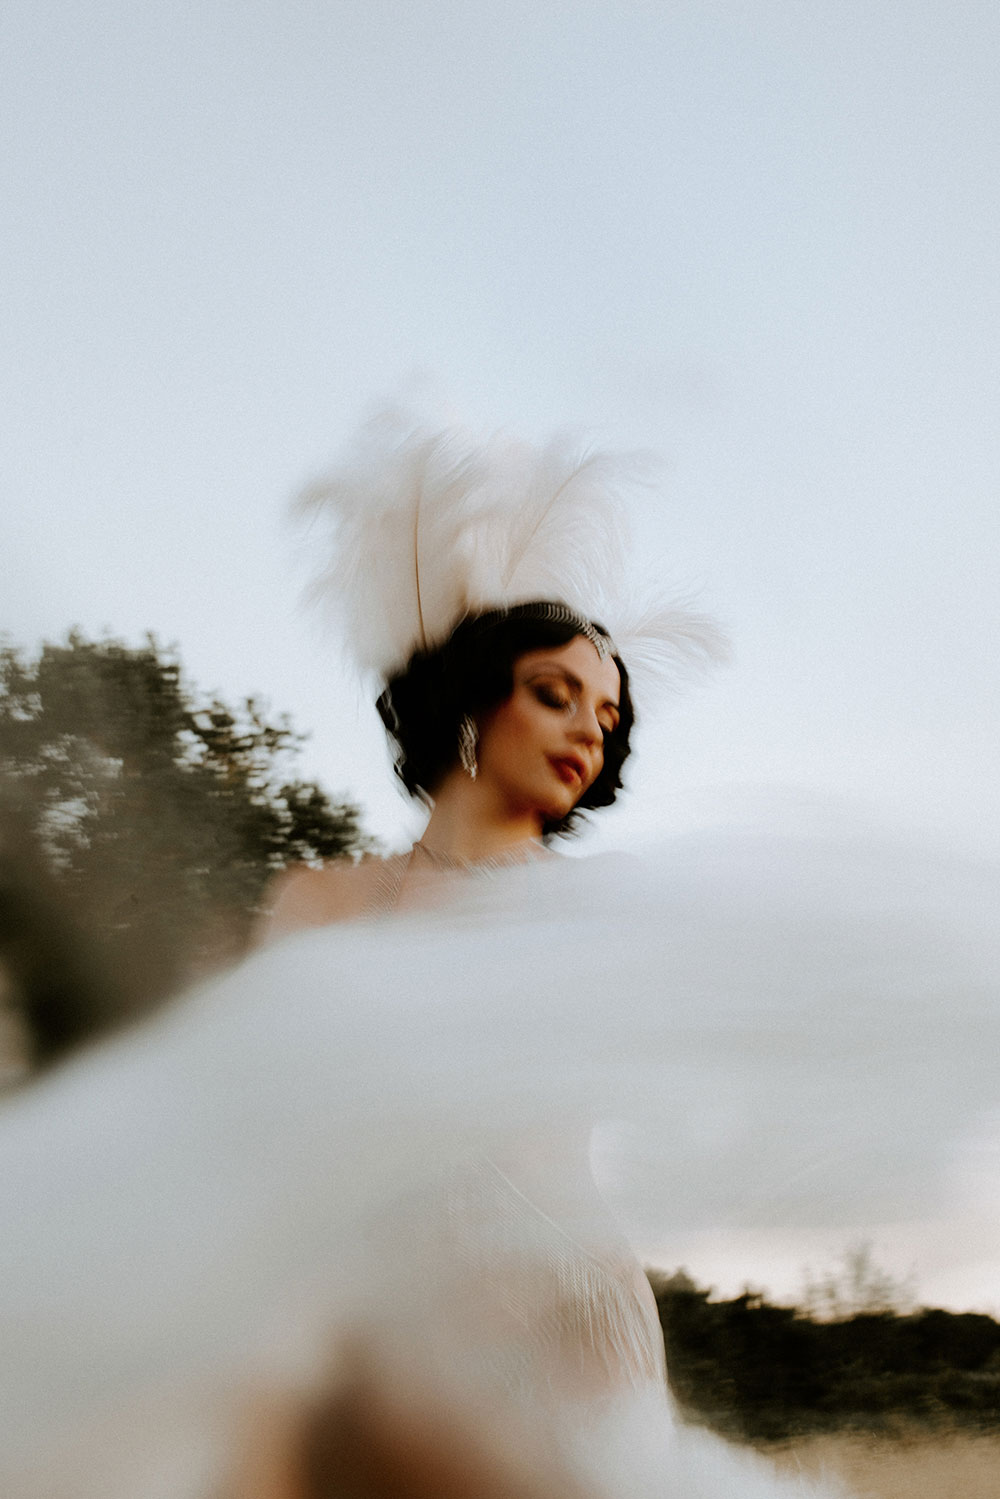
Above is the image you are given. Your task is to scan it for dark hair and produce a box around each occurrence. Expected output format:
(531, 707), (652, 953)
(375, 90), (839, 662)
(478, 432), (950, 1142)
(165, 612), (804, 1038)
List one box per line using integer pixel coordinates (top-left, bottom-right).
(376, 602), (634, 838)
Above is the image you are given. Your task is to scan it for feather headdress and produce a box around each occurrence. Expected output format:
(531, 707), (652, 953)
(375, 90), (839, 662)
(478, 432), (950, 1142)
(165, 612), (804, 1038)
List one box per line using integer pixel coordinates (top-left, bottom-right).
(297, 406), (728, 707)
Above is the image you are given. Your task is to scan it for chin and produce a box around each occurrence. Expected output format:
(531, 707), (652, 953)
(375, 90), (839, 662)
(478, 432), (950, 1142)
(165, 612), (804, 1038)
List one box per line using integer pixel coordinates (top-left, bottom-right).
(516, 776), (583, 826)
(537, 791), (579, 823)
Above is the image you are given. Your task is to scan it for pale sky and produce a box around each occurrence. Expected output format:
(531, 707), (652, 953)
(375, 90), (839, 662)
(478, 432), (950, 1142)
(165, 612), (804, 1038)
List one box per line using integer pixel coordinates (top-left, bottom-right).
(3, 0), (997, 854)
(2, 0), (999, 1308)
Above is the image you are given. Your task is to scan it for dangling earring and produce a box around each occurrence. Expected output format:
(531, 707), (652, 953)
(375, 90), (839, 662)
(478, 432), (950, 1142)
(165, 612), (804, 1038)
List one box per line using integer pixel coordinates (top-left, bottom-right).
(458, 715), (478, 780)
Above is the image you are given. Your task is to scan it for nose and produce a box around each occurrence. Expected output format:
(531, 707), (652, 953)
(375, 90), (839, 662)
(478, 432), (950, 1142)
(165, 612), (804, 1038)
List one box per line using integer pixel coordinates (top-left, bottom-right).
(569, 703), (603, 750)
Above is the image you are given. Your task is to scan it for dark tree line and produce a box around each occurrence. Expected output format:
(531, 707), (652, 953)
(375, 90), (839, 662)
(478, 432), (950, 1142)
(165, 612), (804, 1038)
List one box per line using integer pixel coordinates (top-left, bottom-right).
(0, 633), (370, 1066)
(650, 1269), (1000, 1440)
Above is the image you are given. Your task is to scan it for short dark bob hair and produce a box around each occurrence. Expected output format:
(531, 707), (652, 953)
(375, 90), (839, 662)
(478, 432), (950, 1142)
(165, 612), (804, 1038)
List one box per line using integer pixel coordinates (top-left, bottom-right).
(376, 602), (634, 838)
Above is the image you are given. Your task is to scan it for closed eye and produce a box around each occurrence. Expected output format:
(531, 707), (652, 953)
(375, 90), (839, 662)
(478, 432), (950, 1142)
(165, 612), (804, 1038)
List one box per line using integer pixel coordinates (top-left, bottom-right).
(534, 684), (573, 711)
(525, 669), (619, 732)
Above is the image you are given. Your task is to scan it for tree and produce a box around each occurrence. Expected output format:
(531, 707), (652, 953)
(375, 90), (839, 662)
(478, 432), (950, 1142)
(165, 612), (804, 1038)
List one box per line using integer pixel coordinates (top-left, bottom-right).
(800, 1241), (916, 1321)
(0, 633), (371, 1064)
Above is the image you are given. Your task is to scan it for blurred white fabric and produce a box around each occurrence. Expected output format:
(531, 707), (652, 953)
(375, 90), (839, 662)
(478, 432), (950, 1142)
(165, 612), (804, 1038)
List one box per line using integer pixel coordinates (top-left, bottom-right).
(1, 820), (997, 1496)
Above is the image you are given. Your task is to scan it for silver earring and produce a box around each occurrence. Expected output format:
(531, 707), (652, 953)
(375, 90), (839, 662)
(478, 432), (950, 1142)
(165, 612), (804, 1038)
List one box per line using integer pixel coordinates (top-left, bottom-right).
(458, 715), (478, 780)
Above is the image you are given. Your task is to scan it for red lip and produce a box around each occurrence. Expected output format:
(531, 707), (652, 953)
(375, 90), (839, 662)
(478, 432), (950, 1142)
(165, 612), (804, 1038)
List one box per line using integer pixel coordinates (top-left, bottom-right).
(549, 754), (586, 786)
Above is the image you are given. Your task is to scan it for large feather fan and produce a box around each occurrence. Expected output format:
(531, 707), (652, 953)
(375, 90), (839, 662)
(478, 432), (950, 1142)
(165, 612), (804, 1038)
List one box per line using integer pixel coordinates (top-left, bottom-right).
(296, 406), (728, 707)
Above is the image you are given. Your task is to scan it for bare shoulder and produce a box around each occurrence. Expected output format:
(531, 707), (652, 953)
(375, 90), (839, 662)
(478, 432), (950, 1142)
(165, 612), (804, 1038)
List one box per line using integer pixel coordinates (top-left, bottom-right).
(253, 857), (384, 948)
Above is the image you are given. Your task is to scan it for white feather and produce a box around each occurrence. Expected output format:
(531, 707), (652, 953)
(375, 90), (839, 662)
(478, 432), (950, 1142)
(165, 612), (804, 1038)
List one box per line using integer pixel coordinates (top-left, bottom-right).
(297, 406), (728, 708)
(297, 407), (483, 678)
(613, 595), (731, 711)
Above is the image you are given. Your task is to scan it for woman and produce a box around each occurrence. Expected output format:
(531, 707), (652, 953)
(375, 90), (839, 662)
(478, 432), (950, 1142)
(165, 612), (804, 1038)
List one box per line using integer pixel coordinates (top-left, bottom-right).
(245, 414), (847, 1498)
(256, 602), (674, 1497)
(262, 605), (630, 929)
(266, 406), (723, 928)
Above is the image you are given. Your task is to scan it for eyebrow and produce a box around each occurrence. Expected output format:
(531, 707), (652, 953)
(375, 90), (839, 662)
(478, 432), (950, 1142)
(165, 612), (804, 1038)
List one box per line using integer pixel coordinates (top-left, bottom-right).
(523, 664), (620, 715)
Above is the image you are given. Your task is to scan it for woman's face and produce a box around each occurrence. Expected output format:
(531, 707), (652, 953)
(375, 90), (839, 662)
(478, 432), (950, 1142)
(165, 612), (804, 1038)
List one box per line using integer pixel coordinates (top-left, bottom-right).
(475, 635), (622, 824)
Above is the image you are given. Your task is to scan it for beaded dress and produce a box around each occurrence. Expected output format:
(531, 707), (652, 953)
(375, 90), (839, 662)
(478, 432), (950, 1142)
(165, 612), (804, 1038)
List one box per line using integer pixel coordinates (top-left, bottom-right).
(348, 847), (671, 1493)
(4, 826), (992, 1497)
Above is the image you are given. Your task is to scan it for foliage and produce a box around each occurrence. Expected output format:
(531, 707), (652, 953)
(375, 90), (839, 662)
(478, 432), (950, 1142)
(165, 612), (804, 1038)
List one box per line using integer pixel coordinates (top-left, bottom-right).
(648, 1268), (1000, 1441)
(0, 632), (370, 1062)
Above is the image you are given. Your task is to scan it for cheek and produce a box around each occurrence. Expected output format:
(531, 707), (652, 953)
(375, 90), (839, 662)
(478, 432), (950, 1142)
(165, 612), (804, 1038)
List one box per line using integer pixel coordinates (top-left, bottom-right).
(481, 698), (551, 777)
(499, 710), (541, 766)
(508, 697), (548, 743)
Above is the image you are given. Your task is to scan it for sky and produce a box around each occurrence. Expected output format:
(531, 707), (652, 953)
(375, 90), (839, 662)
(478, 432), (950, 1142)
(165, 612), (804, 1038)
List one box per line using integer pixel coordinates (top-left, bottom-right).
(3, 0), (998, 856)
(2, 1), (999, 1305)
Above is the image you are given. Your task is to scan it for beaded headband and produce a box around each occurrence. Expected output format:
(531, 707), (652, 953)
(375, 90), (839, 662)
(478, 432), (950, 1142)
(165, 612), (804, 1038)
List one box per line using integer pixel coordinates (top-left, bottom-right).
(469, 602), (616, 662)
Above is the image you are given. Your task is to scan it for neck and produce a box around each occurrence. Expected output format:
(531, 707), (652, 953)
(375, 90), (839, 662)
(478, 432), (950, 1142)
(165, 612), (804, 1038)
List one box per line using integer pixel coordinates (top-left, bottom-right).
(418, 769), (544, 863)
